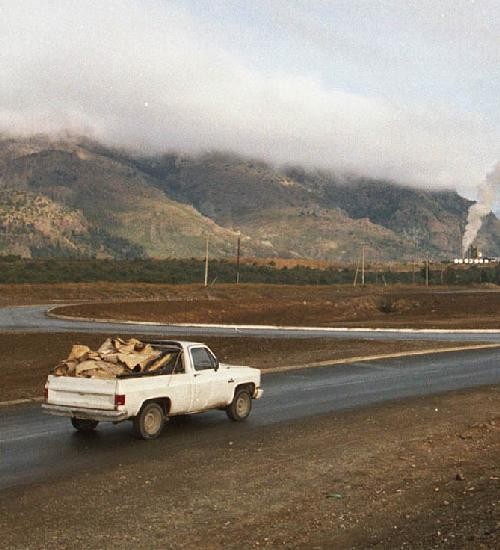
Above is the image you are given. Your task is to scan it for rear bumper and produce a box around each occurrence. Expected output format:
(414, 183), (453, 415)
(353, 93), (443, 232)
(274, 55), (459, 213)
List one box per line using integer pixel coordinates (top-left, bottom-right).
(254, 388), (264, 400)
(42, 403), (129, 422)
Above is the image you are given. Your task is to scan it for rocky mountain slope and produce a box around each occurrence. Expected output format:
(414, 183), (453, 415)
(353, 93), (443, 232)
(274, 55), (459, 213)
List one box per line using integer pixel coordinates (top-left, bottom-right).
(0, 135), (498, 260)
(0, 137), (266, 259)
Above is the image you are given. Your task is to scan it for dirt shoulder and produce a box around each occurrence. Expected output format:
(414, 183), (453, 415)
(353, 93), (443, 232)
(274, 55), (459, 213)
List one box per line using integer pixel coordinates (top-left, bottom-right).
(1, 385), (498, 548)
(0, 282), (214, 306)
(0, 332), (478, 402)
(50, 284), (500, 329)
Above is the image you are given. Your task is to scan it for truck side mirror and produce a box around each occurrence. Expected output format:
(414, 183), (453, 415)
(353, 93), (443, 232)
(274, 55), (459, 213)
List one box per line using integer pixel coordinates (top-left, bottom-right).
(214, 358), (219, 371)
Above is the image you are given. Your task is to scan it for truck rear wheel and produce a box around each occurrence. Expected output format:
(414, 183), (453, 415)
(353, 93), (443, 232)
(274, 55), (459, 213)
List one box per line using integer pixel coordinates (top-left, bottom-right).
(71, 417), (99, 432)
(133, 402), (165, 440)
(226, 389), (252, 421)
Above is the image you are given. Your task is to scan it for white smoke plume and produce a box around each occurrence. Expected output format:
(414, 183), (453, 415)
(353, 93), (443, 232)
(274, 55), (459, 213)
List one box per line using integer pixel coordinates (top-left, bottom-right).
(462, 163), (500, 255)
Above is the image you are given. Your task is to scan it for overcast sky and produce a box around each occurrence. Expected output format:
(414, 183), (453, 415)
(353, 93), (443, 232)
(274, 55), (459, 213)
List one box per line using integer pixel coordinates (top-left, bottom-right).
(1, 0), (499, 209)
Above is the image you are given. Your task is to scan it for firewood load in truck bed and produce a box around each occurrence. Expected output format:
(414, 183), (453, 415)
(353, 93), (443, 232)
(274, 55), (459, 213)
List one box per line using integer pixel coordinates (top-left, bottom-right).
(53, 337), (178, 379)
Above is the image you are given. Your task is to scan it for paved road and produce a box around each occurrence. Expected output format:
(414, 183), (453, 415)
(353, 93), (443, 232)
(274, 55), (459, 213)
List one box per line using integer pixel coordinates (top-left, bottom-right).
(1, 347), (499, 490)
(1, 304), (500, 342)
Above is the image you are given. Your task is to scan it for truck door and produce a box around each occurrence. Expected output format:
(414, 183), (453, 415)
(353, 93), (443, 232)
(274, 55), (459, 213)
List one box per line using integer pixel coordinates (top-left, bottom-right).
(189, 347), (227, 411)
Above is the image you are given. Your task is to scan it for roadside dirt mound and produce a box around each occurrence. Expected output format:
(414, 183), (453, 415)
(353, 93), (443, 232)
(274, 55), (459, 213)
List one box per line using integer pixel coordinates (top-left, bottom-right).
(51, 286), (500, 329)
(377, 295), (421, 314)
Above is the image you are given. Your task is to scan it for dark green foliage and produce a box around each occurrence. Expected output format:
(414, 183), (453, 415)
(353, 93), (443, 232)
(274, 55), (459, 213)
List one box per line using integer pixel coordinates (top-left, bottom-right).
(443, 264), (500, 285)
(0, 257), (342, 284)
(0, 257), (497, 285)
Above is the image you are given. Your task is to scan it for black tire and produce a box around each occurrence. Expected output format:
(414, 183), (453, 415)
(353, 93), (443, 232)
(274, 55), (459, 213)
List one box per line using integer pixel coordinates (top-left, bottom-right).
(133, 402), (165, 440)
(71, 417), (98, 432)
(226, 389), (252, 421)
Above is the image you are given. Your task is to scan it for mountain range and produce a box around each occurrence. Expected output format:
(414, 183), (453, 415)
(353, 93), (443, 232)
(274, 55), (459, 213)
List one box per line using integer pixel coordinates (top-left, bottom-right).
(0, 135), (498, 261)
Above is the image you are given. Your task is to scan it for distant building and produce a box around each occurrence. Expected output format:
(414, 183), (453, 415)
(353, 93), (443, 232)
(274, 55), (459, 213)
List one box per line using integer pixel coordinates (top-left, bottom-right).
(453, 245), (498, 264)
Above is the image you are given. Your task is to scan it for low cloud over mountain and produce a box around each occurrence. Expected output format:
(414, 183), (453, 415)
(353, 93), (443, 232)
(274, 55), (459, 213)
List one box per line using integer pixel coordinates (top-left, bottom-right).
(1, 136), (498, 260)
(2, 1), (499, 204)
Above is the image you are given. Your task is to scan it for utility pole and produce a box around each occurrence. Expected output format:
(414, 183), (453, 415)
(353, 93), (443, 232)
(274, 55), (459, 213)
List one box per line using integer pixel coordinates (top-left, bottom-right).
(236, 232), (241, 284)
(353, 258), (359, 287)
(361, 245), (365, 286)
(204, 233), (209, 287)
(425, 258), (429, 287)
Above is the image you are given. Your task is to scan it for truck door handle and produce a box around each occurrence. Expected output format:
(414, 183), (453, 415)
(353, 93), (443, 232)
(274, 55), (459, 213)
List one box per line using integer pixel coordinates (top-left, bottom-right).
(228, 378), (234, 383)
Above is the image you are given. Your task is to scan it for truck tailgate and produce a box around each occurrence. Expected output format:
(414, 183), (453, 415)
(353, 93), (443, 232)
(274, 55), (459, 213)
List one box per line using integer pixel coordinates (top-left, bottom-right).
(46, 375), (118, 410)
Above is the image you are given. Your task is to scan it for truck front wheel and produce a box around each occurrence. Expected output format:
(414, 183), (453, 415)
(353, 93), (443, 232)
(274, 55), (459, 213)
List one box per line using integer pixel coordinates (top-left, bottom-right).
(71, 417), (98, 432)
(133, 402), (165, 440)
(226, 389), (252, 421)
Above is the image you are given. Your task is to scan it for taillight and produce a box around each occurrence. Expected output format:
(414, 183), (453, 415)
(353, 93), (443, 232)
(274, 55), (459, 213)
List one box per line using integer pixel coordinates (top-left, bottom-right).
(44, 385), (48, 400)
(115, 394), (125, 407)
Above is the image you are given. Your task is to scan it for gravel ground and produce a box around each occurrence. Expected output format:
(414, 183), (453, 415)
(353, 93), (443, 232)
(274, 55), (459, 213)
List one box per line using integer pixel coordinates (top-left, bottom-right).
(0, 385), (498, 549)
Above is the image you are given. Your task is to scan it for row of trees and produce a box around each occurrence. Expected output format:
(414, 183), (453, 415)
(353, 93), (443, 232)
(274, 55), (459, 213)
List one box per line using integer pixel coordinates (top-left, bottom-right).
(0, 256), (498, 285)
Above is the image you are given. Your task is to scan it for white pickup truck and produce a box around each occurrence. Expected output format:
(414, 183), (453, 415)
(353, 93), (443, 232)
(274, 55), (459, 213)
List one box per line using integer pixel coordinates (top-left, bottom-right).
(42, 340), (263, 439)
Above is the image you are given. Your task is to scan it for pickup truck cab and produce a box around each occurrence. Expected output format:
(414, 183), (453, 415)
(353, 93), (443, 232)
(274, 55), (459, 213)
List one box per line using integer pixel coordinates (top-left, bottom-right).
(42, 340), (263, 439)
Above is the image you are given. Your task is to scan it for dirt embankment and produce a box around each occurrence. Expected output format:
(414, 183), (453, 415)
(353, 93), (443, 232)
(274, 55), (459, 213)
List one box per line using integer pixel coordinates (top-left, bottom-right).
(0, 282), (217, 306)
(0, 332), (470, 402)
(1, 386), (498, 548)
(53, 284), (500, 329)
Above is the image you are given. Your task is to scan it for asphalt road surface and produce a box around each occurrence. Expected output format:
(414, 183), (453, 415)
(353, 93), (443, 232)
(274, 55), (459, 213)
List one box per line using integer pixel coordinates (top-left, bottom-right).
(1, 347), (499, 491)
(1, 304), (500, 342)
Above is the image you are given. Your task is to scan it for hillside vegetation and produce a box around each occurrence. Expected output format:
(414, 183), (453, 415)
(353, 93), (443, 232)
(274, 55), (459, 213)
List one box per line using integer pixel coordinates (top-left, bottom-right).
(0, 135), (498, 260)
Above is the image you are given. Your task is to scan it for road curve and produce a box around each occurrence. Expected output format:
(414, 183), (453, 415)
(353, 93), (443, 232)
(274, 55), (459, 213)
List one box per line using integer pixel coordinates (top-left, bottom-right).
(1, 347), (499, 490)
(1, 304), (500, 342)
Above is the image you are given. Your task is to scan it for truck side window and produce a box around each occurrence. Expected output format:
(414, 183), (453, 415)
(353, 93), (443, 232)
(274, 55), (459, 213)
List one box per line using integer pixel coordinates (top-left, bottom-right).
(191, 348), (215, 371)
